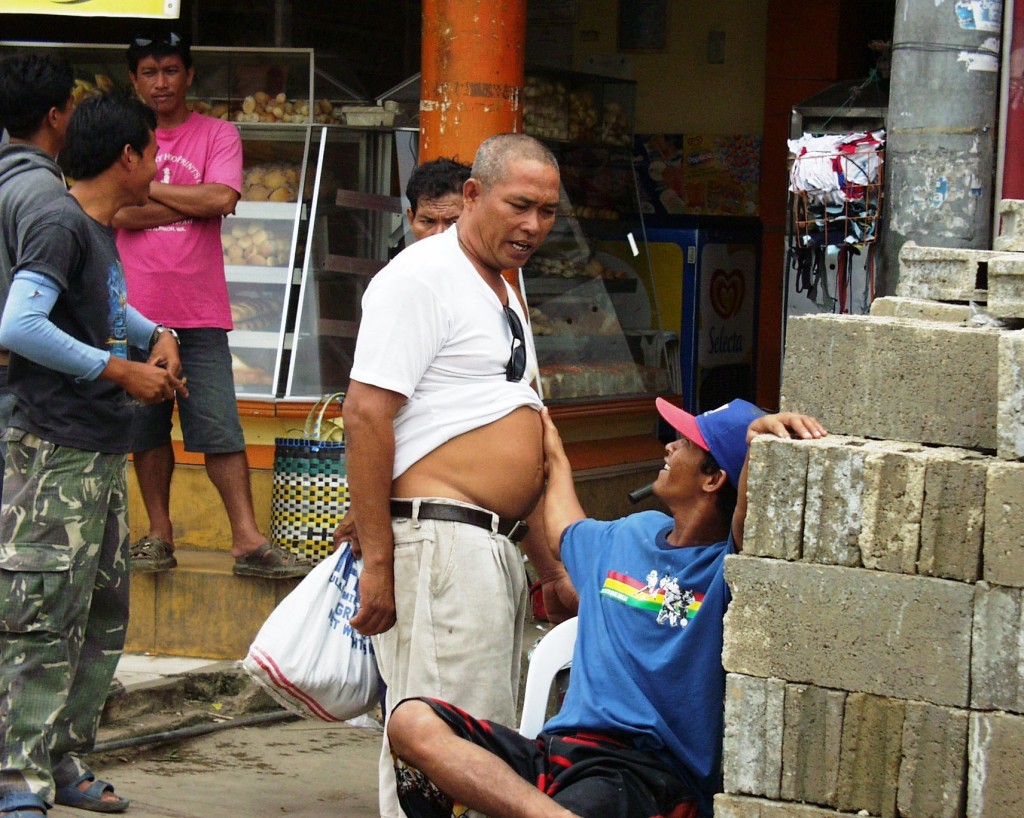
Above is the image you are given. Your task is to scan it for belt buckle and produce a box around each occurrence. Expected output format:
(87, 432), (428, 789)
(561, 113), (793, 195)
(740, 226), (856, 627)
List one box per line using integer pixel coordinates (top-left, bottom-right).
(505, 520), (527, 542)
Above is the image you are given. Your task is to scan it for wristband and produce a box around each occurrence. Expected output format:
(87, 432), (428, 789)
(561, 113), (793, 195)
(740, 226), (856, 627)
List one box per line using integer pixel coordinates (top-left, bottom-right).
(149, 324), (180, 351)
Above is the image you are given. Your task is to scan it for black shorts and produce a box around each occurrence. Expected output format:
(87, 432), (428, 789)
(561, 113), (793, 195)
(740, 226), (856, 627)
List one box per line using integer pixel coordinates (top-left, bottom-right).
(393, 697), (695, 818)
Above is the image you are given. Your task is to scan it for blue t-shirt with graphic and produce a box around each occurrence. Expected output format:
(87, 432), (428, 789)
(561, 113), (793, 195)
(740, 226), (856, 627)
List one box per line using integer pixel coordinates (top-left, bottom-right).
(544, 510), (733, 818)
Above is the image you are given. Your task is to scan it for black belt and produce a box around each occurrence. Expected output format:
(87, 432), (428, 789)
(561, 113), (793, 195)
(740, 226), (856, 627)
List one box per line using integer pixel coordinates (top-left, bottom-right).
(390, 500), (529, 543)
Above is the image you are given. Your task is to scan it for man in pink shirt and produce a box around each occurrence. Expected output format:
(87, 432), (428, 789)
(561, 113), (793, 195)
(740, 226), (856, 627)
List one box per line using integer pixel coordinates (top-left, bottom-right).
(114, 30), (308, 579)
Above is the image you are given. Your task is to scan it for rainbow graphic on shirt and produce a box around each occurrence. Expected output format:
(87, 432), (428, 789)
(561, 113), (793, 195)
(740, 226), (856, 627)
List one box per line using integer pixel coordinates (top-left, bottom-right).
(601, 570), (703, 626)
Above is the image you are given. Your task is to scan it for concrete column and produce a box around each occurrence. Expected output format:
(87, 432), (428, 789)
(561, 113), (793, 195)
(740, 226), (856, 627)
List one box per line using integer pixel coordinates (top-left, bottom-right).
(881, 0), (1003, 294)
(419, 0), (525, 164)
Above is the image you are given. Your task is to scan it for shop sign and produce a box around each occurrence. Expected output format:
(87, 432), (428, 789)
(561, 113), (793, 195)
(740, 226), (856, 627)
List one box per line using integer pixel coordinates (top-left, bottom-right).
(0, 0), (179, 17)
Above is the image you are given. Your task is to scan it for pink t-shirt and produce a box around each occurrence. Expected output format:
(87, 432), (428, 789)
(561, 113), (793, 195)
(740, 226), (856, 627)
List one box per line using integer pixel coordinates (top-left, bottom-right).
(116, 112), (243, 329)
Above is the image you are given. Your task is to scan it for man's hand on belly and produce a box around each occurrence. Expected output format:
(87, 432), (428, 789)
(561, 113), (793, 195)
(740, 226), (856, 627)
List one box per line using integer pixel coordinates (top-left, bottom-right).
(350, 563), (397, 636)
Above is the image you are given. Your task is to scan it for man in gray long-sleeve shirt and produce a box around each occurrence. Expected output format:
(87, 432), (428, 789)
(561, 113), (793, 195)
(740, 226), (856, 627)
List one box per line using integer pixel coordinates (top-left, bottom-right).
(0, 53), (75, 493)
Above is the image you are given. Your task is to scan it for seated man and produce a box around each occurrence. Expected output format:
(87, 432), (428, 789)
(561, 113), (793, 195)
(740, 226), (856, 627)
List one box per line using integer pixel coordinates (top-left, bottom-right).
(386, 397), (827, 818)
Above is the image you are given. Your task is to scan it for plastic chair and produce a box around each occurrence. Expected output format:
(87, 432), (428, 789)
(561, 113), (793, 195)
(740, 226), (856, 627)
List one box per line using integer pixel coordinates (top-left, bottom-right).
(518, 616), (578, 739)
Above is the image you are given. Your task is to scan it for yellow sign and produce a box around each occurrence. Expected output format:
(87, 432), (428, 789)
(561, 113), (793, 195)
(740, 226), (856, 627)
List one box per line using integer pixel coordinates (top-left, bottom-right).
(0, 0), (179, 17)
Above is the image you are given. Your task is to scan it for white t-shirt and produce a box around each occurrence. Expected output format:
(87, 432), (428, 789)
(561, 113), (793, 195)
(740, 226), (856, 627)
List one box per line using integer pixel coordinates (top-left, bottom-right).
(350, 226), (543, 478)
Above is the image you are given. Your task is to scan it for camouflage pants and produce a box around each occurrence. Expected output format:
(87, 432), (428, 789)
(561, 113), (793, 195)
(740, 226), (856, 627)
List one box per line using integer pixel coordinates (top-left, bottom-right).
(0, 430), (129, 810)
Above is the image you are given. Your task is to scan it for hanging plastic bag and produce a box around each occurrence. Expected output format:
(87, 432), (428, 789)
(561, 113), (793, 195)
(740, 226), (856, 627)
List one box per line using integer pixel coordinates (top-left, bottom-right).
(243, 543), (379, 721)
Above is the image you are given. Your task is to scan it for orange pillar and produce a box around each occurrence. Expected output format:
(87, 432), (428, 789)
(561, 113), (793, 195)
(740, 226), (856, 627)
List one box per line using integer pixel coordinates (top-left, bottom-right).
(419, 0), (525, 165)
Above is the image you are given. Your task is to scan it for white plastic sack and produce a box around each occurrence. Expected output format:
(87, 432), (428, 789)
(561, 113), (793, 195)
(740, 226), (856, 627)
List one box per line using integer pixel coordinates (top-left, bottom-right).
(243, 544), (379, 721)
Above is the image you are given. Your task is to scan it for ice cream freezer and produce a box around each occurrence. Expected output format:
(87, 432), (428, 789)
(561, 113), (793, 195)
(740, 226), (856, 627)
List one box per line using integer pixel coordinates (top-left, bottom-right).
(644, 216), (761, 414)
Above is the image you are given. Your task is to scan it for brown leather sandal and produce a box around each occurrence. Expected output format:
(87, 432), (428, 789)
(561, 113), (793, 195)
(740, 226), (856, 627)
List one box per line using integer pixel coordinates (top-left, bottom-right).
(232, 542), (311, 579)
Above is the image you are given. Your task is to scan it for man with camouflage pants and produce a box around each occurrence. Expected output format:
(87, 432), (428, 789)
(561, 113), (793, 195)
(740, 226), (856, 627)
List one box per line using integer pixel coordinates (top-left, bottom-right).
(0, 93), (186, 817)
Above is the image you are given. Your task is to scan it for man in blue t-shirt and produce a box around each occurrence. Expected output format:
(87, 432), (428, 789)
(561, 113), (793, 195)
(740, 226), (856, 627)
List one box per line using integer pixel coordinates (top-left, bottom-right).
(385, 397), (827, 818)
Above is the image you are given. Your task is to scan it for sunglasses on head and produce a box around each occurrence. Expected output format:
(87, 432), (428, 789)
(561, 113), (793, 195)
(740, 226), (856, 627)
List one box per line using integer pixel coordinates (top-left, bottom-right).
(503, 305), (527, 383)
(132, 32), (184, 48)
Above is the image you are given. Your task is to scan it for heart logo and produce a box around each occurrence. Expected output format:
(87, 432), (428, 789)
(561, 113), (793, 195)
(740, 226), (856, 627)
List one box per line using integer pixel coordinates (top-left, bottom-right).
(709, 268), (745, 320)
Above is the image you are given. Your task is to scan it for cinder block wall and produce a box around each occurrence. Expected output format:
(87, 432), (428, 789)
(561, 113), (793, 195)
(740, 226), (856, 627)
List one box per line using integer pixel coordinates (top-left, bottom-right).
(717, 209), (1024, 818)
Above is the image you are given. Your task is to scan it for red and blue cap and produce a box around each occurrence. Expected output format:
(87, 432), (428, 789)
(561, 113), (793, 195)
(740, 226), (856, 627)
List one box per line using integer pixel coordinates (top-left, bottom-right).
(655, 397), (766, 488)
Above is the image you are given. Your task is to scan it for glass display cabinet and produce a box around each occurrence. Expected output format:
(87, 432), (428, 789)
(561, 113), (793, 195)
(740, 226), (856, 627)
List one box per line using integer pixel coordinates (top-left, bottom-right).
(286, 127), (399, 398)
(521, 69), (675, 403)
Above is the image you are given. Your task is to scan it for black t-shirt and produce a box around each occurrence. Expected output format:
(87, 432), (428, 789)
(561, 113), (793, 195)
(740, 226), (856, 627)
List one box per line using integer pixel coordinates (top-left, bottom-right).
(9, 194), (135, 454)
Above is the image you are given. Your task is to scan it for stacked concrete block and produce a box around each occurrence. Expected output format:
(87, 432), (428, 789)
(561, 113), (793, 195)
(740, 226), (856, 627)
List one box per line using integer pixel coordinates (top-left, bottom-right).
(970, 582), (1024, 714)
(987, 255), (1024, 319)
(742, 436), (810, 561)
(967, 711), (1024, 818)
(994, 198), (1024, 253)
(780, 314), (1000, 450)
(723, 557), (973, 706)
(998, 331), (1024, 460)
(918, 448), (987, 582)
(896, 241), (993, 302)
(722, 674), (785, 799)
(721, 224), (1024, 817)
(869, 295), (973, 323)
(779, 685), (845, 806)
(743, 436), (988, 582)
(715, 794), (859, 817)
(719, 671), (971, 818)
(801, 437), (865, 566)
(896, 704), (969, 818)
(835, 693), (903, 816)
(984, 461), (1024, 587)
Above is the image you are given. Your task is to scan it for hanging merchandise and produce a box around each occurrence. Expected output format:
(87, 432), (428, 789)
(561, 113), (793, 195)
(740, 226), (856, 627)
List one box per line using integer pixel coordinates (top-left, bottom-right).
(786, 130), (885, 313)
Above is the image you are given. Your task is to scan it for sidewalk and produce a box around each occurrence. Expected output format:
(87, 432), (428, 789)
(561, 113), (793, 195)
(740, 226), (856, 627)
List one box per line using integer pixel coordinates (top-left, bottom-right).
(48, 652), (384, 818)
(59, 621), (556, 818)
(114, 653), (223, 687)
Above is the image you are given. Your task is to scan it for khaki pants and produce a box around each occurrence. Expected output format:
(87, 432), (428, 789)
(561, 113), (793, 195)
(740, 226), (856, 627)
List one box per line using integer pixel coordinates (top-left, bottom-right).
(374, 498), (528, 818)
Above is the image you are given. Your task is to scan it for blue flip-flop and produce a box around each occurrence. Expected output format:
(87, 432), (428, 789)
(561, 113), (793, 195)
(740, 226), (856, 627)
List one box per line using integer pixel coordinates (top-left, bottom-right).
(0, 790), (47, 816)
(54, 774), (129, 814)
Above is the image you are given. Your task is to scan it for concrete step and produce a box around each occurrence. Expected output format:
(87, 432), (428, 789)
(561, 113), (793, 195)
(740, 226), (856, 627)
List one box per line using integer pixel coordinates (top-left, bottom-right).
(126, 549), (303, 660)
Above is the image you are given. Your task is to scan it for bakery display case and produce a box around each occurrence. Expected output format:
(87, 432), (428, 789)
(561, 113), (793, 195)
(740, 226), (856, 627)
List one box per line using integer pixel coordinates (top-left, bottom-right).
(522, 68), (634, 147)
(519, 69), (676, 404)
(285, 126), (399, 398)
(226, 125), (312, 396)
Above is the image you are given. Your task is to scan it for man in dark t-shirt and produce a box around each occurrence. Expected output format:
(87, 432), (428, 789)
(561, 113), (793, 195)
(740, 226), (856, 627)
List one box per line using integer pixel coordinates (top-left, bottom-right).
(0, 93), (186, 818)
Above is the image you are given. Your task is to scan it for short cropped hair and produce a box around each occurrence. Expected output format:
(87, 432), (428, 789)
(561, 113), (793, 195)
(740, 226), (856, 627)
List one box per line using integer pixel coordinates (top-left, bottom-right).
(66, 92), (156, 181)
(126, 30), (193, 74)
(406, 157), (471, 215)
(0, 53), (74, 139)
(471, 133), (558, 190)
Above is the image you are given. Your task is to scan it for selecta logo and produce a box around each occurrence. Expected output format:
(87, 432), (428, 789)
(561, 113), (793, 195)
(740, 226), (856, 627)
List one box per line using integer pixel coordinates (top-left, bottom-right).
(709, 268), (745, 320)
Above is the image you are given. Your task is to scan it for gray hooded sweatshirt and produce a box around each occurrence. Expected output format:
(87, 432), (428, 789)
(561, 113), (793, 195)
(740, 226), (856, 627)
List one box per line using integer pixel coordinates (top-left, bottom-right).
(0, 142), (67, 310)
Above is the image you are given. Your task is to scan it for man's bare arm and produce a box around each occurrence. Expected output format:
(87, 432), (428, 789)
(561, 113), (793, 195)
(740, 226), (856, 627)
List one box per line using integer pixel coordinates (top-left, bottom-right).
(344, 379), (407, 636)
(146, 181), (240, 218)
(540, 408), (585, 561)
(732, 412), (827, 550)
(112, 199), (187, 230)
(519, 498), (579, 624)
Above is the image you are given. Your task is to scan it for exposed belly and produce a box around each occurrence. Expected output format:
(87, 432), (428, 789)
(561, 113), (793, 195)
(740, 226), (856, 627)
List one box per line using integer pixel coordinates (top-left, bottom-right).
(393, 406), (544, 519)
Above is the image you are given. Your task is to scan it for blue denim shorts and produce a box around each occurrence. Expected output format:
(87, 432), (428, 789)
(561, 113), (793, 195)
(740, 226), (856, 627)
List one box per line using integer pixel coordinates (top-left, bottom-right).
(131, 328), (245, 454)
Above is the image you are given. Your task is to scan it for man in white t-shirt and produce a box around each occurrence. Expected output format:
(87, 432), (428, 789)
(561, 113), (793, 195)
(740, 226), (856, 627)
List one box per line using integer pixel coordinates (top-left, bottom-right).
(342, 133), (573, 818)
